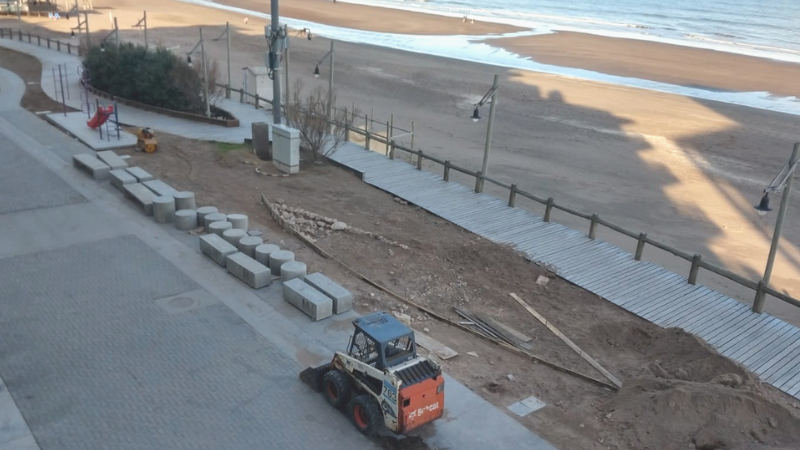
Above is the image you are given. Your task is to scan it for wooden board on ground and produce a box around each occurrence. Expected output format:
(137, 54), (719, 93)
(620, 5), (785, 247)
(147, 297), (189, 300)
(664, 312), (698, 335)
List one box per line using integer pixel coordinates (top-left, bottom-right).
(475, 312), (534, 350)
(414, 329), (459, 360)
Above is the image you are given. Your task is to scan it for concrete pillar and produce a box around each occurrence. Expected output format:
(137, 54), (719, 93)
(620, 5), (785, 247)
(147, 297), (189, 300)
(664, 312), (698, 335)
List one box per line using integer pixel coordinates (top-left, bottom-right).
(153, 196), (176, 224)
(272, 124), (300, 174)
(174, 209), (198, 230)
(222, 228), (247, 245)
(203, 212), (227, 231)
(268, 250), (294, 275)
(174, 191), (197, 210)
(196, 206), (219, 223)
(227, 214), (249, 230)
(254, 243), (280, 266)
(209, 221), (232, 236)
(237, 236), (263, 258)
(280, 261), (307, 281)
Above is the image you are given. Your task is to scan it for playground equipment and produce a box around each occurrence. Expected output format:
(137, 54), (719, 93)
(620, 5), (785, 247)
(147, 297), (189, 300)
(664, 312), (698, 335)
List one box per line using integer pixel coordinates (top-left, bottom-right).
(87, 105), (113, 129)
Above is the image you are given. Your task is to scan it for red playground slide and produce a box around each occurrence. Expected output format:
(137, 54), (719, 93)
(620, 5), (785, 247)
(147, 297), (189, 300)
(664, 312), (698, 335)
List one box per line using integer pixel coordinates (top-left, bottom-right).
(87, 105), (114, 129)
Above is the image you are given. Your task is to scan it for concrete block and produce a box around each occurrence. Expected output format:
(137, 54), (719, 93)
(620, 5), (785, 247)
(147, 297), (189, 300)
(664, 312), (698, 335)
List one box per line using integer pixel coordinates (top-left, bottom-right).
(237, 236), (262, 258)
(281, 261), (307, 281)
(268, 250), (294, 276)
(123, 182), (155, 215)
(282, 278), (332, 321)
(96, 150), (128, 170)
(304, 272), (353, 314)
(272, 124), (300, 174)
(110, 169), (136, 190)
(199, 233), (237, 266)
(174, 209), (198, 230)
(173, 191), (197, 210)
(125, 166), (153, 182)
(196, 206), (219, 223)
(227, 213), (248, 230)
(72, 153), (110, 179)
(153, 196), (175, 223)
(209, 221), (232, 236)
(222, 228), (247, 245)
(203, 212), (227, 231)
(254, 244), (280, 266)
(252, 122), (271, 160)
(143, 179), (178, 198)
(225, 252), (271, 289)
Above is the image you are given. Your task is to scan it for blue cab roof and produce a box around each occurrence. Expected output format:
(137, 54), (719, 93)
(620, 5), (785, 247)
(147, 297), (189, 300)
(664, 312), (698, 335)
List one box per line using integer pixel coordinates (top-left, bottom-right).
(353, 312), (413, 344)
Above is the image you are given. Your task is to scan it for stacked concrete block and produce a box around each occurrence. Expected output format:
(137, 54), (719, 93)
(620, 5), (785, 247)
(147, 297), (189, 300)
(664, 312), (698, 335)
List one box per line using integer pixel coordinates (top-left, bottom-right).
(199, 233), (237, 266)
(72, 153), (111, 179)
(280, 261), (307, 281)
(174, 191), (197, 210)
(143, 179), (178, 198)
(153, 196), (175, 223)
(268, 250), (294, 276)
(123, 183), (155, 215)
(96, 151), (128, 170)
(196, 206), (218, 223)
(304, 272), (353, 314)
(283, 278), (332, 321)
(110, 169), (136, 190)
(225, 252), (271, 289)
(227, 214), (249, 230)
(254, 244), (280, 266)
(125, 166), (153, 182)
(237, 236), (262, 258)
(174, 209), (198, 230)
(209, 221), (232, 236)
(222, 228), (247, 245)
(203, 212), (227, 231)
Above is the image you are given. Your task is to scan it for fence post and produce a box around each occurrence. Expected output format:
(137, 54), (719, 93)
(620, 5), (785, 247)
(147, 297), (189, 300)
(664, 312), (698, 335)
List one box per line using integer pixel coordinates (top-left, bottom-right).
(37, 34), (40, 46)
(67, 43), (71, 54)
(385, 120), (390, 155)
(416, 151), (423, 170)
(753, 281), (766, 313)
(255, 95), (259, 109)
(635, 233), (647, 261)
(27, 32), (31, 43)
(508, 184), (517, 207)
(389, 140), (395, 159)
(47, 37), (50, 48)
(474, 171), (482, 193)
(588, 214), (599, 239)
(443, 160), (450, 181)
(544, 198), (554, 222)
(56, 40), (61, 52)
(364, 114), (371, 151)
(688, 254), (702, 285)
(18, 29), (22, 40)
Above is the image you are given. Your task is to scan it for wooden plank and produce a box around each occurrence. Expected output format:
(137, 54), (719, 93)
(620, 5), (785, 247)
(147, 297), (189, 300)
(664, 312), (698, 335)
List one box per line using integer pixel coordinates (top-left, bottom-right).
(708, 315), (775, 351)
(638, 288), (714, 323)
(726, 320), (796, 361)
(589, 264), (662, 295)
(628, 284), (700, 317)
(766, 350), (800, 386)
(474, 313), (533, 349)
(718, 316), (783, 352)
(510, 293), (622, 389)
(592, 265), (680, 301)
(649, 288), (719, 324)
(676, 297), (742, 334)
(743, 326), (800, 367)
(414, 330), (459, 360)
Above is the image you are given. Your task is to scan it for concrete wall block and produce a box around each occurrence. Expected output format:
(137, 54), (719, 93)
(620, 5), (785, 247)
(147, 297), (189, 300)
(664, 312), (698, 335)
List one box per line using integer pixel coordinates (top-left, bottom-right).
(222, 228), (247, 245)
(254, 244), (280, 266)
(153, 196), (176, 224)
(174, 191), (197, 210)
(237, 236), (262, 258)
(280, 261), (307, 282)
(282, 278), (333, 321)
(272, 124), (300, 174)
(268, 250), (294, 276)
(225, 252), (271, 289)
(196, 206), (219, 223)
(123, 182), (155, 215)
(304, 272), (353, 314)
(110, 169), (137, 190)
(143, 179), (178, 198)
(72, 153), (110, 179)
(227, 213), (249, 230)
(174, 209), (198, 230)
(199, 233), (238, 266)
(203, 212), (227, 231)
(125, 166), (153, 182)
(209, 221), (232, 236)
(96, 150), (128, 170)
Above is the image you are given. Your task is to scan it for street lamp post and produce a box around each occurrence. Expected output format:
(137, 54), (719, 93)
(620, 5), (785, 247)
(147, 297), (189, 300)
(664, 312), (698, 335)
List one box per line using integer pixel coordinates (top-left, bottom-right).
(753, 143), (798, 313)
(267, 0), (285, 124)
(133, 10), (147, 49)
(313, 40), (335, 123)
(471, 74), (499, 193)
(212, 22), (232, 99)
(187, 28), (211, 118)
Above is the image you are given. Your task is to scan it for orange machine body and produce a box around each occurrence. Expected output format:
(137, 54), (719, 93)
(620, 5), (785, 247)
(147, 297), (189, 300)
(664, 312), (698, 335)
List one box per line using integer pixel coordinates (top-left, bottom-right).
(397, 375), (444, 433)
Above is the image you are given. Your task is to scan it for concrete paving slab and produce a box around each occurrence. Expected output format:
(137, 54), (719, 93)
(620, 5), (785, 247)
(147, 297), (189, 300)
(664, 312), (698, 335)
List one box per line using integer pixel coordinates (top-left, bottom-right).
(45, 111), (135, 150)
(123, 182), (155, 215)
(72, 153), (110, 180)
(109, 168), (136, 189)
(96, 150), (128, 170)
(125, 166), (153, 182)
(143, 179), (178, 198)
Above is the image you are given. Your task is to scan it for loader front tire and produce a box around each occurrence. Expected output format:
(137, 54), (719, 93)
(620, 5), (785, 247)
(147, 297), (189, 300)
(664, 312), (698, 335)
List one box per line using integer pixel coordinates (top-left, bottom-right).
(350, 394), (382, 436)
(322, 369), (351, 409)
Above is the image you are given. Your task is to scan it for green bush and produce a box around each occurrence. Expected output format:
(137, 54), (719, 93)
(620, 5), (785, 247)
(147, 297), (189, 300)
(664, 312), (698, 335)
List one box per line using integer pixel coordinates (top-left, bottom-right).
(83, 43), (205, 114)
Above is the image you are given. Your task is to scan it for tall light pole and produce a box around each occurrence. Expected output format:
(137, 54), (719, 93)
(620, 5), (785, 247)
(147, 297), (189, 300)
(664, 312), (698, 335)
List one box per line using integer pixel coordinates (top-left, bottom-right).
(187, 28), (211, 118)
(268, 0), (285, 124)
(133, 10), (147, 49)
(212, 22), (232, 99)
(753, 143), (798, 313)
(313, 40), (335, 123)
(471, 74), (499, 193)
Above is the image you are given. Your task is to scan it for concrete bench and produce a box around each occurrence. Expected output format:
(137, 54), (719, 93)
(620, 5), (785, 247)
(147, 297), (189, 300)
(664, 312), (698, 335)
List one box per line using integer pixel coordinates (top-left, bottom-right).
(304, 272), (353, 314)
(125, 166), (154, 182)
(72, 153), (110, 179)
(283, 278), (333, 321)
(110, 169), (137, 190)
(143, 179), (178, 198)
(225, 252), (271, 289)
(123, 182), (155, 215)
(96, 150), (128, 170)
(199, 233), (238, 267)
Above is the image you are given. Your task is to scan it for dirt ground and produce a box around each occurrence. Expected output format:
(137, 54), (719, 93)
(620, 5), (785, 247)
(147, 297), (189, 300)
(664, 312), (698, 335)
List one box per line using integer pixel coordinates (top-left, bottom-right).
(4, 33), (800, 450)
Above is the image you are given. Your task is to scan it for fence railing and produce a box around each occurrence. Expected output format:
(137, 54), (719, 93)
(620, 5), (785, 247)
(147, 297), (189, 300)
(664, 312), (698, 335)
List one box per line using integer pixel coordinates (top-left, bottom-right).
(0, 27), (79, 55)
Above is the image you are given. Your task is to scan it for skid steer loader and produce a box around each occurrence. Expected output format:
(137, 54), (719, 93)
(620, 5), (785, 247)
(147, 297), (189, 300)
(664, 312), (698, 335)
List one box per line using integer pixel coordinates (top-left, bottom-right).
(300, 312), (445, 436)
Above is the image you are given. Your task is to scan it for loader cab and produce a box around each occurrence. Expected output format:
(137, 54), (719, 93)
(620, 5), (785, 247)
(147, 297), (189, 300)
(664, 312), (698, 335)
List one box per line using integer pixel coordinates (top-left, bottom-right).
(349, 312), (417, 370)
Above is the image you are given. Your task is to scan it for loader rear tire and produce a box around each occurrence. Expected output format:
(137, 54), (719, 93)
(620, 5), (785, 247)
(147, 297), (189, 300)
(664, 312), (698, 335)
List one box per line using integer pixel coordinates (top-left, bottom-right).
(350, 394), (382, 436)
(323, 369), (351, 409)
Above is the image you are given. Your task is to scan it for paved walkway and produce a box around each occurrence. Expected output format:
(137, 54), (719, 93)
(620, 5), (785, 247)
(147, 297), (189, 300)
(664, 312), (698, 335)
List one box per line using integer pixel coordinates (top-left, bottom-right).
(0, 50), (553, 449)
(328, 142), (800, 401)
